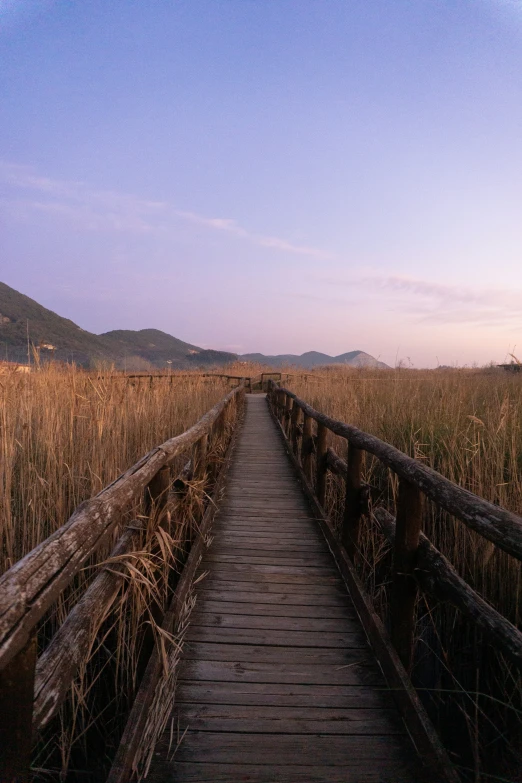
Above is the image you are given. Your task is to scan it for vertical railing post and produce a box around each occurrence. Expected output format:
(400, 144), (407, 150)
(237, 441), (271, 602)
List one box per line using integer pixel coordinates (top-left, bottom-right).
(390, 478), (423, 671)
(302, 414), (313, 483)
(315, 422), (328, 506)
(290, 402), (301, 458)
(0, 635), (37, 783)
(341, 444), (363, 559)
(277, 389), (284, 423)
(284, 396), (293, 437)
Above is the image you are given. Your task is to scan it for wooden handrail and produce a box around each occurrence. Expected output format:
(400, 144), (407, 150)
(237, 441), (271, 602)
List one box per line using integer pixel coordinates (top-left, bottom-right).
(0, 384), (245, 672)
(267, 380), (522, 673)
(267, 381), (522, 561)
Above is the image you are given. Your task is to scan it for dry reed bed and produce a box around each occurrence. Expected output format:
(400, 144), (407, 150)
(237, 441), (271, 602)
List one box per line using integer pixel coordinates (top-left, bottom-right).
(0, 366), (234, 780)
(286, 367), (522, 781)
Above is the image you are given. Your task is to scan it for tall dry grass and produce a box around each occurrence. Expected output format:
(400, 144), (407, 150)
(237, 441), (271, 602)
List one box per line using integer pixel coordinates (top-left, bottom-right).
(0, 365), (233, 780)
(286, 366), (522, 782)
(0, 366), (229, 573)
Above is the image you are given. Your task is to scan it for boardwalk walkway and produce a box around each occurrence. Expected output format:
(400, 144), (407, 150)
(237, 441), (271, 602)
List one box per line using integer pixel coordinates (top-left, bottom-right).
(148, 395), (424, 782)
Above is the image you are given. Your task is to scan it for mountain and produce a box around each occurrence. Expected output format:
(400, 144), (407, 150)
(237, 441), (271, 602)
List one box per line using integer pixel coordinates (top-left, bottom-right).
(0, 282), (236, 369)
(99, 329), (237, 369)
(239, 350), (389, 369)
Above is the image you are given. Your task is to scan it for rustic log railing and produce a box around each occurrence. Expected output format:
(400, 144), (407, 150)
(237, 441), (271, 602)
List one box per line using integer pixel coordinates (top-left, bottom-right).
(266, 380), (522, 779)
(0, 383), (246, 783)
(267, 381), (522, 669)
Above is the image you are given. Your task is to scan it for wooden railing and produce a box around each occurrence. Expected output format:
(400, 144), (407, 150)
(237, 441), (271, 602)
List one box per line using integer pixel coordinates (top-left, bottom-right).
(267, 381), (522, 669)
(267, 381), (522, 781)
(0, 383), (246, 783)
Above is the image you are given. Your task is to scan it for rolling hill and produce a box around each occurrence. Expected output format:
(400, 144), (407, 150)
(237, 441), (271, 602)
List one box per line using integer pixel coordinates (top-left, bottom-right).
(240, 350), (389, 369)
(0, 282), (236, 369)
(0, 281), (388, 371)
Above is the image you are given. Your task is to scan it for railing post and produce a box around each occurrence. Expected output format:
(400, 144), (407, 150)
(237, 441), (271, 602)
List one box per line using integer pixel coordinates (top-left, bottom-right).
(284, 396), (293, 437)
(341, 444), (363, 559)
(290, 402), (301, 457)
(315, 422), (328, 506)
(0, 634), (37, 783)
(390, 478), (423, 671)
(302, 414), (314, 483)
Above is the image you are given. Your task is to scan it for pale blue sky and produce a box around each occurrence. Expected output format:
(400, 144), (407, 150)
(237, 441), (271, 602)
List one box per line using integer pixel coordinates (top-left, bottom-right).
(1, 0), (522, 366)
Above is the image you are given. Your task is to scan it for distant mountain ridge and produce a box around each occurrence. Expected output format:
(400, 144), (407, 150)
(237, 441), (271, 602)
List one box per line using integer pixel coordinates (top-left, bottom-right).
(240, 350), (389, 369)
(0, 281), (388, 370)
(0, 282), (236, 369)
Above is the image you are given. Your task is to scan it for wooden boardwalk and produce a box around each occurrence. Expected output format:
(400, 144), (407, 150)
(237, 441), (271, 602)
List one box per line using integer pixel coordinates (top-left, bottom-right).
(148, 395), (424, 782)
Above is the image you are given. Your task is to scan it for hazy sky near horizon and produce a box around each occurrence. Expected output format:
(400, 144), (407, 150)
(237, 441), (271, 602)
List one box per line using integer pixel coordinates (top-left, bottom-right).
(1, 0), (522, 367)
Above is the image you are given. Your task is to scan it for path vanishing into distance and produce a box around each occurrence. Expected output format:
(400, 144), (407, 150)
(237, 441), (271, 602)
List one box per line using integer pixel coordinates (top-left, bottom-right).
(147, 395), (424, 782)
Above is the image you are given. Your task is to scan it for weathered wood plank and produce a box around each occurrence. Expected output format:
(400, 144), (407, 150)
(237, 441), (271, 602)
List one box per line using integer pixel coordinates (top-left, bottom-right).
(174, 703), (405, 735)
(176, 680), (397, 708)
(197, 588), (353, 606)
(192, 599), (354, 618)
(170, 732), (420, 764)
(158, 762), (416, 782)
(189, 611), (355, 631)
(185, 626), (364, 648)
(181, 658), (382, 685)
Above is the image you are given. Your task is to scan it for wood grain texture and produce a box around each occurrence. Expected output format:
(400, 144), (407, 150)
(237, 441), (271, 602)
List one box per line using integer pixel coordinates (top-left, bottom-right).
(146, 395), (426, 783)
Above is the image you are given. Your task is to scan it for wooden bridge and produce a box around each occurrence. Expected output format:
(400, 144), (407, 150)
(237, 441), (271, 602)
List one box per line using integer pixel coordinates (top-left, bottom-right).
(1, 378), (522, 782)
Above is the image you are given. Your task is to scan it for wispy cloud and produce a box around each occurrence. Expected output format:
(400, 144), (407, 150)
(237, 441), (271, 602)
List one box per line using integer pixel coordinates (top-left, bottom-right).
(320, 272), (522, 329)
(0, 161), (332, 260)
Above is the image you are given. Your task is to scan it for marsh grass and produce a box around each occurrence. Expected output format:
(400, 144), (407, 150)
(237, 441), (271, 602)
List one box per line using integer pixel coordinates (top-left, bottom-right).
(287, 366), (522, 781)
(0, 364), (234, 780)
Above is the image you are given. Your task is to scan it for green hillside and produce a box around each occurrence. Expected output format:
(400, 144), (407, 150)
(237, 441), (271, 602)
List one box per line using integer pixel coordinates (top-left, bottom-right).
(0, 282), (236, 369)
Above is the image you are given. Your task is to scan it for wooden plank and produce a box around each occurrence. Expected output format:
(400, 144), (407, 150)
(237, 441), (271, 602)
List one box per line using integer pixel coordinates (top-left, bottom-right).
(176, 680), (397, 709)
(158, 761), (417, 782)
(181, 658), (381, 685)
(192, 599), (354, 618)
(186, 626), (363, 648)
(199, 578), (348, 595)
(189, 611), (355, 632)
(202, 563), (340, 582)
(204, 553), (333, 567)
(174, 703), (406, 735)
(169, 732), (419, 764)
(196, 589), (353, 606)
